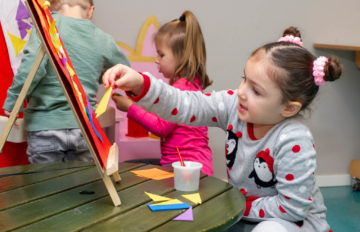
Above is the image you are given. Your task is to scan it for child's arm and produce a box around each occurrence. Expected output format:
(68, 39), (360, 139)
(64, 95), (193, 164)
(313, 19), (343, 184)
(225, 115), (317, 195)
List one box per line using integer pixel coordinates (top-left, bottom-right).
(103, 65), (237, 130)
(244, 124), (318, 223)
(104, 39), (130, 68)
(127, 104), (177, 138)
(112, 95), (176, 137)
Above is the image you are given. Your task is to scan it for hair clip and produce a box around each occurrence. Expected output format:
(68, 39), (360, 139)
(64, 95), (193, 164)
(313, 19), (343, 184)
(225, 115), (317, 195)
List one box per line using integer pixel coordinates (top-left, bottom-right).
(278, 35), (303, 47)
(313, 56), (328, 86)
(179, 15), (186, 22)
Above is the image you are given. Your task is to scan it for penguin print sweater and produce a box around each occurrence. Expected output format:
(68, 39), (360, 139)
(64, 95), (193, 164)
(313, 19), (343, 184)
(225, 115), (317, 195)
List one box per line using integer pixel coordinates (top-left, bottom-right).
(128, 72), (330, 232)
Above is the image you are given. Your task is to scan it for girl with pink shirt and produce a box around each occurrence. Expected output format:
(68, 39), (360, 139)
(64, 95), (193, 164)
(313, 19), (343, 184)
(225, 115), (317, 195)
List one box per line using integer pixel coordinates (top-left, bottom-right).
(112, 10), (213, 175)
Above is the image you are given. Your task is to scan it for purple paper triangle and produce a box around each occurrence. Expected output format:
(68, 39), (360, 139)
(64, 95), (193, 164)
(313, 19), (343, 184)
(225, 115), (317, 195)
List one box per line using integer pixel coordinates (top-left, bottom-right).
(17, 20), (32, 39)
(172, 206), (193, 221)
(16, 0), (32, 39)
(16, 0), (30, 20)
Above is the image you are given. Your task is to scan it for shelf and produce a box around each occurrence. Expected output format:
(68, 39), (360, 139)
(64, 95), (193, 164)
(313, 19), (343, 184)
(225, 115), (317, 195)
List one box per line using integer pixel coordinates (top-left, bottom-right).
(313, 43), (360, 68)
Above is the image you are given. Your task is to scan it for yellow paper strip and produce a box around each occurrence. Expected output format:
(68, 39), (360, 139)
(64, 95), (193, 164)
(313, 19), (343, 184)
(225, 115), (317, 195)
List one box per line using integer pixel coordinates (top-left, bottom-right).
(145, 192), (173, 202)
(95, 87), (112, 118)
(151, 199), (183, 206)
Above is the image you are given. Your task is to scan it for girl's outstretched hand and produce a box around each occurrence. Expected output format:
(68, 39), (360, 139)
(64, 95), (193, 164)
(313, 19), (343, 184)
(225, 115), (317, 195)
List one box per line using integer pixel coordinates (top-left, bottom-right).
(102, 64), (144, 95)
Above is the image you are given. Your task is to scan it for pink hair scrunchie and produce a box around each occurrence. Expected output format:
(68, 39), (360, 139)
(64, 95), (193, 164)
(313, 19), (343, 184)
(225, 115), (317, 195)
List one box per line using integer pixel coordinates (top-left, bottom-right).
(313, 56), (328, 86)
(278, 35), (303, 47)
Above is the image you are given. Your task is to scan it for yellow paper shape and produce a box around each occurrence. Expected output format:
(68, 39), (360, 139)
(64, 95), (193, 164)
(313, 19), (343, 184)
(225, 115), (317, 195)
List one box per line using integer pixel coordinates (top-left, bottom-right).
(65, 62), (75, 77)
(49, 21), (61, 52)
(182, 193), (202, 204)
(7, 32), (27, 55)
(95, 87), (112, 118)
(145, 192), (173, 202)
(131, 168), (173, 180)
(151, 199), (183, 206)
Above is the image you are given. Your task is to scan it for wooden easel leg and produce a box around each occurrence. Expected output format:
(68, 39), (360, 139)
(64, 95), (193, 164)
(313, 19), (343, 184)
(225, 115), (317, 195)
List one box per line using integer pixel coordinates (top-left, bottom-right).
(102, 174), (121, 206)
(0, 46), (46, 152)
(112, 172), (121, 183)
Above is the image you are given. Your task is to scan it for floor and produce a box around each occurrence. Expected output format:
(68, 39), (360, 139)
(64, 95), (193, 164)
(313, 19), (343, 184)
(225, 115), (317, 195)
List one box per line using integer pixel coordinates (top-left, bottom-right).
(321, 186), (360, 232)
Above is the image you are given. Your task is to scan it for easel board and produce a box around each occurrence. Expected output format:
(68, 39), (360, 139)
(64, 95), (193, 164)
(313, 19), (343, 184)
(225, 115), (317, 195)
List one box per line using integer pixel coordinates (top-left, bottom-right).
(0, 0), (121, 206)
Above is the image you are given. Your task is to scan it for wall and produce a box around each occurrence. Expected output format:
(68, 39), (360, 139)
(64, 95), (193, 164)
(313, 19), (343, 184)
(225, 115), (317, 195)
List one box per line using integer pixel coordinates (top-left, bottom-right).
(93, 0), (360, 183)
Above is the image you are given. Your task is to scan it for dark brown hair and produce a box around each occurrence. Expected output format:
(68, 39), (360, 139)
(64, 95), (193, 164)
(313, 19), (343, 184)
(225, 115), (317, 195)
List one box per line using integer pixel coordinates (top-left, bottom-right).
(154, 10), (212, 89)
(251, 26), (342, 112)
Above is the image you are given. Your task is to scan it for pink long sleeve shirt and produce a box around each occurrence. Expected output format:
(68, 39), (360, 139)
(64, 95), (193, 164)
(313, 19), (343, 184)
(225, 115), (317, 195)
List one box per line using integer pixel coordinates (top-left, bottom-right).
(127, 77), (213, 175)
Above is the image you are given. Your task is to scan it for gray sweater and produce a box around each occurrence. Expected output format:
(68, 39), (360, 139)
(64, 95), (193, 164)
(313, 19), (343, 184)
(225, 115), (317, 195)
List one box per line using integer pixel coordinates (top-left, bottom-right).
(132, 72), (330, 232)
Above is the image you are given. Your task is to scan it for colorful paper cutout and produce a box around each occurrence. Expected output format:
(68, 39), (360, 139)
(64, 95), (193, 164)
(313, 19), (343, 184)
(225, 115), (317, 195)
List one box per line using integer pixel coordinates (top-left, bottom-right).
(16, 0), (32, 39)
(145, 192), (173, 202)
(7, 32), (27, 55)
(96, 86), (112, 118)
(148, 202), (190, 211)
(131, 168), (173, 180)
(182, 193), (202, 205)
(151, 199), (183, 206)
(172, 207), (193, 221)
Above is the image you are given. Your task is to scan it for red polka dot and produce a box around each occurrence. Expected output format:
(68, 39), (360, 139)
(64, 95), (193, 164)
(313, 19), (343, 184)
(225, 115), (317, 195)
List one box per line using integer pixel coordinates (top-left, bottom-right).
(240, 188), (247, 196)
(190, 115), (196, 122)
(329, 230), (333, 232)
(279, 205), (286, 213)
(284, 195), (291, 200)
(171, 108), (178, 115)
(227, 90), (234, 95)
(309, 197), (312, 201)
(236, 132), (242, 138)
(204, 93), (211, 96)
(292, 145), (300, 153)
(228, 124), (233, 130)
(153, 97), (160, 104)
(259, 209), (265, 218)
(212, 117), (218, 122)
(285, 174), (294, 181)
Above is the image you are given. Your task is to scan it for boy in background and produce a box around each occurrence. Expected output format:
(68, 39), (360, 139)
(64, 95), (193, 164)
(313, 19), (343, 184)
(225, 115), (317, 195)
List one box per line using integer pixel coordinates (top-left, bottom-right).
(3, 0), (130, 164)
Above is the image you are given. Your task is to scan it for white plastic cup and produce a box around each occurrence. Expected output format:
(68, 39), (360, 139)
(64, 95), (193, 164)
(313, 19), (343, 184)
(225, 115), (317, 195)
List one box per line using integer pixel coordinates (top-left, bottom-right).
(172, 161), (203, 191)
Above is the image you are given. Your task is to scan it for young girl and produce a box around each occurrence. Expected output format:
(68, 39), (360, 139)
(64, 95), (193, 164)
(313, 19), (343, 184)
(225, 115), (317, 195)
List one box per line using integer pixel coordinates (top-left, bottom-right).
(111, 11), (214, 175)
(103, 27), (342, 232)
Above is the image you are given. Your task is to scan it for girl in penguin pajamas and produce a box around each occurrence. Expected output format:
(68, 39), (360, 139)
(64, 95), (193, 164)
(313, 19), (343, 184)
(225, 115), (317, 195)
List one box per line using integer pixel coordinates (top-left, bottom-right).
(102, 27), (342, 232)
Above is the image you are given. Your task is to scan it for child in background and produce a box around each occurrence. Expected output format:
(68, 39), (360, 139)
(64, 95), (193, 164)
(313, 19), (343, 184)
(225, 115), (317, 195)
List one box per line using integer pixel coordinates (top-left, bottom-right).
(103, 27), (342, 232)
(3, 0), (130, 164)
(112, 11), (214, 175)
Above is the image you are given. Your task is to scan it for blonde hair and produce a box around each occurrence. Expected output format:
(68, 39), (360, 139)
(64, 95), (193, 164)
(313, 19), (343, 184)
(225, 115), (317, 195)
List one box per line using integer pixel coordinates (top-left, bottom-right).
(49, 0), (93, 11)
(154, 10), (212, 89)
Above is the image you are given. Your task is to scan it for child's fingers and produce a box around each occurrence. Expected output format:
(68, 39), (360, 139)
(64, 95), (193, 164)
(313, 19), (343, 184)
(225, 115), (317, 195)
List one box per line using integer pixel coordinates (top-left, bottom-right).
(4, 110), (11, 117)
(103, 64), (121, 87)
(4, 110), (19, 126)
(102, 68), (112, 87)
